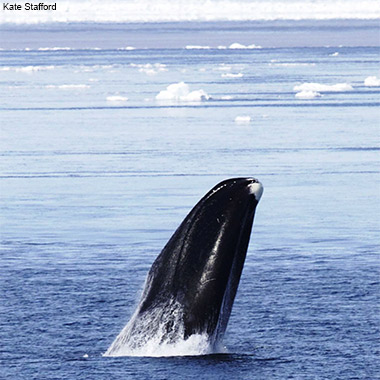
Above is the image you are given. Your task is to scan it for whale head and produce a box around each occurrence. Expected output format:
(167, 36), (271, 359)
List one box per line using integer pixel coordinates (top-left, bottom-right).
(138, 177), (263, 343)
(105, 178), (263, 356)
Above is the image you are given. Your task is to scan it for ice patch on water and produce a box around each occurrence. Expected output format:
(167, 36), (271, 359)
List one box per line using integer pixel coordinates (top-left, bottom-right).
(37, 47), (71, 51)
(235, 115), (251, 123)
(156, 82), (210, 102)
(295, 90), (321, 99)
(106, 95), (129, 102)
(185, 45), (211, 50)
(294, 82), (353, 92)
(221, 73), (244, 78)
(228, 43), (262, 49)
(364, 76), (380, 87)
(46, 84), (90, 89)
(0, 65), (55, 73)
(131, 63), (168, 76)
(330, 52), (340, 56)
(117, 46), (136, 51)
(185, 43), (260, 50)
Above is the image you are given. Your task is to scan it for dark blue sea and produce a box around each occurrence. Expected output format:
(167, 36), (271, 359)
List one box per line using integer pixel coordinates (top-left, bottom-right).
(1, 19), (379, 379)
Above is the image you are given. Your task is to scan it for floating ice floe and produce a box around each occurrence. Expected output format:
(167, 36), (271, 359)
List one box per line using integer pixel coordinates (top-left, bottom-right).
(235, 115), (251, 123)
(295, 90), (321, 99)
(330, 52), (339, 56)
(156, 82), (210, 102)
(221, 95), (234, 100)
(221, 73), (244, 78)
(38, 47), (71, 51)
(184, 44), (261, 50)
(364, 76), (380, 87)
(228, 43), (262, 49)
(185, 45), (211, 49)
(0, 65), (55, 72)
(293, 82), (353, 92)
(106, 95), (129, 102)
(132, 63), (168, 76)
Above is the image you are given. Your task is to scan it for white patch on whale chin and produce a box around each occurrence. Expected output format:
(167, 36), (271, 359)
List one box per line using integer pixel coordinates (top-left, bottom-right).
(248, 181), (263, 202)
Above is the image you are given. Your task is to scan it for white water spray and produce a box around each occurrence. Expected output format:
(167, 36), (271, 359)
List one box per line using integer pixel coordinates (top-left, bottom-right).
(104, 298), (224, 357)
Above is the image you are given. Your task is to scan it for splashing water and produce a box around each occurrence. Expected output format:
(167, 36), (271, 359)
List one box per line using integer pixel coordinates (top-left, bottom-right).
(104, 298), (225, 357)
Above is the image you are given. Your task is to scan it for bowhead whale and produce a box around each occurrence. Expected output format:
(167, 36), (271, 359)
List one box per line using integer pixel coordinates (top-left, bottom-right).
(105, 177), (263, 356)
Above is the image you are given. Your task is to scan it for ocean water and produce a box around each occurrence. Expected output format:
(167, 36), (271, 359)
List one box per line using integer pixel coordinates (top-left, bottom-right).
(1, 18), (380, 379)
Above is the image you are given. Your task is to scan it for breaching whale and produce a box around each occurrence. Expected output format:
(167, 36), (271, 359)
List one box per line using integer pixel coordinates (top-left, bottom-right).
(105, 177), (263, 356)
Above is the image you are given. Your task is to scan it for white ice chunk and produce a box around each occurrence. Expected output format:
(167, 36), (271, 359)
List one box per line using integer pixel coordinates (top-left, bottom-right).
(364, 76), (380, 87)
(295, 90), (321, 99)
(156, 82), (210, 102)
(221, 73), (244, 78)
(106, 95), (129, 102)
(229, 43), (262, 49)
(235, 115), (251, 123)
(185, 45), (211, 49)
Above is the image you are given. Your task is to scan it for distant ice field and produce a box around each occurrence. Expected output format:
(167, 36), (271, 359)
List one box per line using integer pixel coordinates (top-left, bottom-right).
(1, 20), (380, 50)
